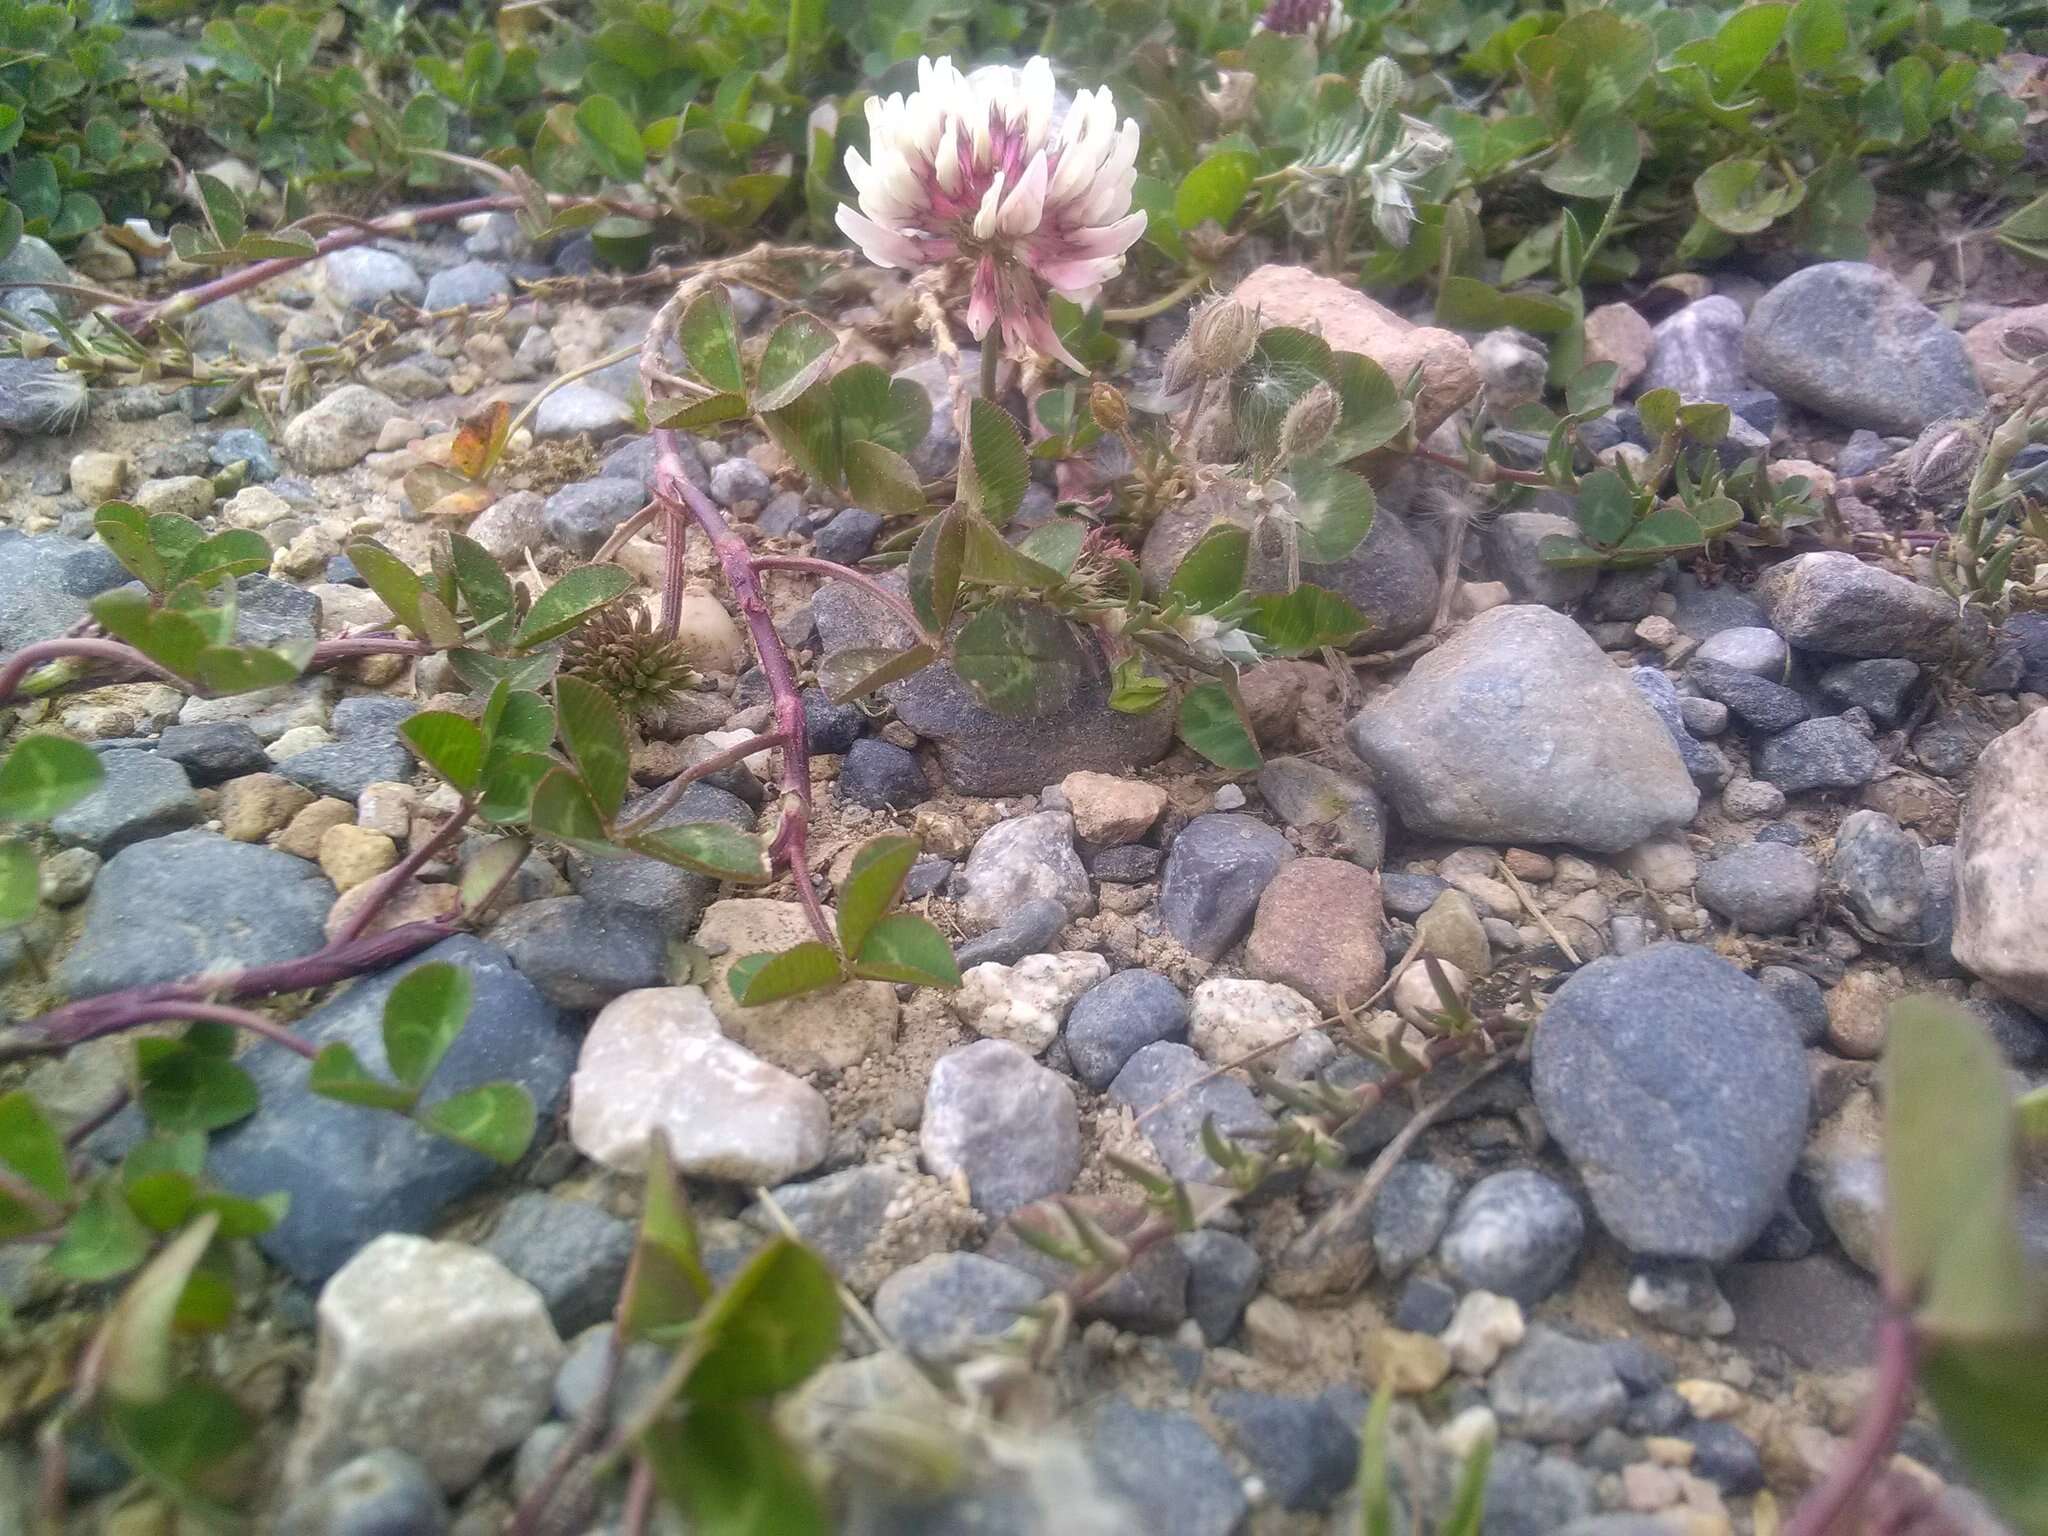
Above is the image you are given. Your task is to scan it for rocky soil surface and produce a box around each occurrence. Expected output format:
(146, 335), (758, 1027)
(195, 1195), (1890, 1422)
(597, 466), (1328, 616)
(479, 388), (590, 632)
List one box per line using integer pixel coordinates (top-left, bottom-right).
(1, 215), (2045, 1536)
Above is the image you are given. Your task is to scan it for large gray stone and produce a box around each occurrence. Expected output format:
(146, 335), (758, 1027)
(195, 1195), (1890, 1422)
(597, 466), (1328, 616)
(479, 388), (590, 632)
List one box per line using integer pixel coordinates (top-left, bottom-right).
(1829, 809), (1925, 940)
(1696, 842), (1822, 934)
(921, 1040), (1080, 1218)
(1157, 812), (1292, 961)
(566, 783), (752, 936)
(1085, 1397), (1249, 1536)
(1488, 1327), (1627, 1443)
(321, 247), (425, 311)
(814, 577), (1173, 795)
(1744, 262), (1983, 434)
(1953, 710), (2048, 1012)
(1438, 1169), (1584, 1303)
(1533, 943), (1809, 1261)
(1753, 717), (1880, 794)
(209, 936), (575, 1283)
(872, 1252), (1047, 1364)
(0, 531), (130, 652)
(1108, 1041), (1277, 1184)
(1347, 605), (1698, 852)
(1753, 552), (1959, 663)
(958, 811), (1090, 933)
(50, 749), (201, 853)
(1640, 296), (1746, 398)
(540, 478), (647, 559)
(58, 830), (334, 998)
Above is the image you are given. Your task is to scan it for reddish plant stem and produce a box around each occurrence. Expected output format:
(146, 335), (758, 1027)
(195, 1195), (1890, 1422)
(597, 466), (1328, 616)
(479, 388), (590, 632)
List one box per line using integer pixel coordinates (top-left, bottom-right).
(613, 731), (783, 839)
(621, 1458), (655, 1536)
(652, 430), (832, 946)
(1782, 1306), (1920, 1536)
(0, 639), (189, 702)
(118, 999), (320, 1059)
(10, 919), (459, 1056)
(334, 796), (477, 946)
(505, 1327), (623, 1536)
(107, 193), (658, 334)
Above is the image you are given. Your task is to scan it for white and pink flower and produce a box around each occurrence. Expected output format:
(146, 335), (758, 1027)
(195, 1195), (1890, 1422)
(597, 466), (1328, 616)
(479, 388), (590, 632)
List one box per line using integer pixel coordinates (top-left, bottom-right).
(836, 56), (1147, 372)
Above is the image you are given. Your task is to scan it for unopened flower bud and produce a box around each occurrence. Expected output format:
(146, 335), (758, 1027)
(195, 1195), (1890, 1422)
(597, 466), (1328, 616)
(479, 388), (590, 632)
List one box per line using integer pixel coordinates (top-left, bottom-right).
(1090, 380), (1130, 432)
(1278, 381), (1340, 460)
(1359, 57), (1405, 114)
(1161, 337), (1202, 397)
(1189, 298), (1260, 378)
(1908, 415), (1985, 501)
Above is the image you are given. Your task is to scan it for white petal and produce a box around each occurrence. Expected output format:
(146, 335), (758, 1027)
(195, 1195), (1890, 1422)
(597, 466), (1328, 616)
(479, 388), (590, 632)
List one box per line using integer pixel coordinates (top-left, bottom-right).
(1022, 57), (1056, 151)
(836, 205), (926, 269)
(934, 121), (964, 195)
(997, 153), (1050, 237)
(972, 171), (1006, 240)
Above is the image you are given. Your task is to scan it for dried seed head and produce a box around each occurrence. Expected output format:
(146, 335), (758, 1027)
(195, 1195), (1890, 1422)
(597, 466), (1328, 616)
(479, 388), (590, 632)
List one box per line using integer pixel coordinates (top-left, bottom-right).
(1089, 380), (1130, 432)
(1161, 336), (1202, 397)
(1359, 57), (1406, 115)
(561, 598), (698, 717)
(1278, 381), (1340, 460)
(1200, 69), (1258, 129)
(1907, 415), (1985, 501)
(1188, 298), (1260, 378)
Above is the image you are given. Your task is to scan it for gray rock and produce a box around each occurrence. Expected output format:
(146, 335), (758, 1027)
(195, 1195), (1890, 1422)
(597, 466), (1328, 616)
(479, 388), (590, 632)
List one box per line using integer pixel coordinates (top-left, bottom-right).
(541, 478), (647, 560)
(1830, 810), (1925, 939)
(1533, 943), (1809, 1261)
(1669, 572), (1765, 641)
(1819, 658), (1920, 725)
(1179, 1230), (1261, 1344)
(1379, 871), (1451, 919)
(1487, 510), (1597, 608)
(491, 895), (669, 1009)
(1744, 262), (1984, 434)
(1372, 1161), (1461, 1279)
(1758, 964), (1829, 1045)
(814, 507), (883, 563)
(232, 574), (323, 649)
(1211, 1390), (1357, 1511)
(1394, 1273), (1458, 1334)
(1953, 710), (2048, 1009)
(1696, 842), (1822, 933)
(959, 811), (1089, 932)
(1304, 490), (1441, 647)
(283, 384), (402, 472)
(954, 896), (1068, 970)
(1257, 756), (1386, 869)
(1753, 717), (1881, 793)
(1554, 1520), (1677, 1536)
(709, 457), (774, 510)
(836, 737), (927, 809)
(1157, 812), (1292, 961)
(1085, 1398), (1248, 1536)
(1998, 611), (2048, 693)
(1588, 567), (1668, 623)
(59, 830), (333, 997)
(813, 577), (1173, 795)
(893, 351), (964, 478)
(210, 937), (573, 1282)
(188, 300), (277, 362)
(0, 531), (129, 651)
(0, 235), (73, 331)
(1679, 696), (1729, 736)
(1481, 1442), (1598, 1536)
(1685, 659), (1807, 734)
(746, 1166), (906, 1282)
(568, 783), (752, 937)
(0, 356), (87, 433)
(51, 748), (202, 853)
(1348, 606), (1699, 852)
(1682, 1421), (1765, 1494)
(1641, 296), (1747, 398)
(154, 720), (270, 785)
(1108, 1041), (1277, 1184)
(1065, 969), (1189, 1090)
(1971, 992), (2048, 1069)
(277, 729), (416, 803)
(922, 1040), (1080, 1218)
(1627, 1256), (1735, 1337)
(421, 260), (511, 310)
(322, 247), (425, 310)
(872, 1252), (1047, 1363)
(983, 1198), (1188, 1332)
(596, 435), (666, 492)
(1694, 625), (1790, 678)
(482, 1193), (634, 1337)
(1488, 1327), (1628, 1443)
(1754, 552), (1959, 663)
(533, 383), (634, 442)
(277, 1449), (448, 1536)
(1913, 713), (1998, 778)
(1438, 1169), (1584, 1303)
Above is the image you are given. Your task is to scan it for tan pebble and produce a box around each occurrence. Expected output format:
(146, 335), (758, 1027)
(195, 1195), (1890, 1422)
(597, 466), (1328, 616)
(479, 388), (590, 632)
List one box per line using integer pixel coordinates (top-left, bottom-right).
(319, 823), (398, 891)
(1674, 1379), (1744, 1420)
(1438, 1405), (1497, 1461)
(1825, 969), (1896, 1059)
(1622, 1462), (1681, 1511)
(1643, 1436), (1697, 1468)
(1360, 1329), (1451, 1394)
(219, 773), (316, 843)
(323, 878), (460, 942)
(1634, 615), (1680, 648)
(275, 797), (357, 859)
(69, 450), (130, 503)
(1060, 771), (1166, 846)
(1502, 848), (1554, 881)
(1240, 1294), (1312, 1368)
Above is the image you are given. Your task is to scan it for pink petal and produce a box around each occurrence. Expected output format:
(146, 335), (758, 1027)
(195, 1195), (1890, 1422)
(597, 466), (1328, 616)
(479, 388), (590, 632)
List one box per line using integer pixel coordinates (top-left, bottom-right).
(835, 205), (926, 270)
(997, 153), (1050, 238)
(967, 254), (1000, 339)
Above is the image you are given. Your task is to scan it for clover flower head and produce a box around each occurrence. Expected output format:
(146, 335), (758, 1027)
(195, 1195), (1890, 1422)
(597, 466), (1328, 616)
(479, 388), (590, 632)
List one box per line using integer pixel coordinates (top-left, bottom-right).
(837, 56), (1147, 373)
(1254, 0), (1353, 46)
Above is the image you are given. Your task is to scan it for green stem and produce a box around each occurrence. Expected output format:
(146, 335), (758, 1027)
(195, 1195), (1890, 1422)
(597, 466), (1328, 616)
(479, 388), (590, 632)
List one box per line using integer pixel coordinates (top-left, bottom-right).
(979, 338), (1000, 402)
(1103, 268), (1211, 324)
